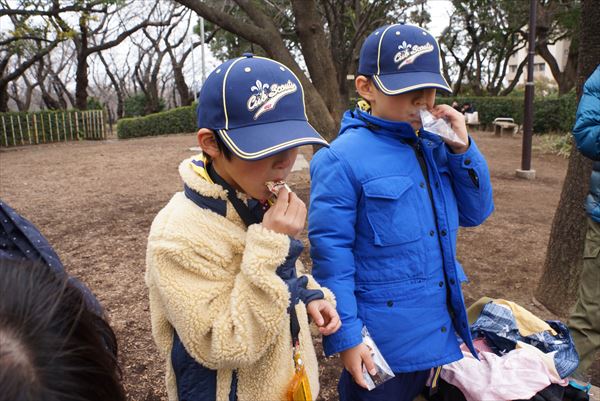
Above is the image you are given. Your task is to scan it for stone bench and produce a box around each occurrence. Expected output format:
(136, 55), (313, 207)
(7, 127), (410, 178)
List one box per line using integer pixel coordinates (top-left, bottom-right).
(493, 117), (518, 137)
(465, 111), (480, 127)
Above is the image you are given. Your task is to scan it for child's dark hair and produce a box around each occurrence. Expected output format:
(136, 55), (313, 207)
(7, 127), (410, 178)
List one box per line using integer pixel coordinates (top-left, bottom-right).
(214, 132), (232, 160)
(0, 259), (125, 401)
(202, 131), (232, 161)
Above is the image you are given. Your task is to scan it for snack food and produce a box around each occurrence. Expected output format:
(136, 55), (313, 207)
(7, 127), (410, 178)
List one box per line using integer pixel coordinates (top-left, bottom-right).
(265, 180), (291, 197)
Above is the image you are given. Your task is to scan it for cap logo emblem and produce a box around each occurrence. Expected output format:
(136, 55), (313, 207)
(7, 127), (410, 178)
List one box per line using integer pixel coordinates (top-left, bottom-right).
(394, 41), (434, 70)
(247, 79), (297, 120)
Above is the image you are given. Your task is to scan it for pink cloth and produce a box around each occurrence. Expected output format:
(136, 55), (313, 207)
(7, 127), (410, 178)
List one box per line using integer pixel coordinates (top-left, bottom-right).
(441, 348), (568, 401)
(470, 338), (494, 354)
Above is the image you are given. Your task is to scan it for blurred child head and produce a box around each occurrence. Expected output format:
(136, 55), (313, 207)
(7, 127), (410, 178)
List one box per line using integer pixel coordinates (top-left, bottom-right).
(355, 24), (451, 129)
(195, 54), (328, 200)
(0, 259), (125, 401)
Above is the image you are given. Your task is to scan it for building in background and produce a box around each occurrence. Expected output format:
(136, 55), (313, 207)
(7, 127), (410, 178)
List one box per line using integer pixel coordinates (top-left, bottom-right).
(507, 38), (571, 86)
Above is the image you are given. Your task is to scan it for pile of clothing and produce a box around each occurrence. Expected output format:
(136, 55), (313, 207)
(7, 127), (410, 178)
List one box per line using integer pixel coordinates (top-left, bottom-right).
(427, 298), (591, 401)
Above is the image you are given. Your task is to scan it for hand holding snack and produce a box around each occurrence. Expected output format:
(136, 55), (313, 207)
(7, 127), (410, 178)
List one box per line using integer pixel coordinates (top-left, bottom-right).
(339, 343), (377, 389)
(262, 183), (306, 238)
(306, 299), (341, 335)
(424, 104), (469, 154)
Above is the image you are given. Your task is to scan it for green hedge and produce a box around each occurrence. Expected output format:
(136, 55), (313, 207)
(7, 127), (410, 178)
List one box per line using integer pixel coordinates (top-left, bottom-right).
(117, 104), (196, 139)
(437, 93), (577, 134)
(1, 109), (105, 147)
(117, 94), (577, 140)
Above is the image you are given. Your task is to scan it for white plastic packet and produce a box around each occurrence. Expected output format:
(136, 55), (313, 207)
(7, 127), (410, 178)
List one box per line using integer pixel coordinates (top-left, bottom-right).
(419, 109), (465, 145)
(361, 326), (395, 391)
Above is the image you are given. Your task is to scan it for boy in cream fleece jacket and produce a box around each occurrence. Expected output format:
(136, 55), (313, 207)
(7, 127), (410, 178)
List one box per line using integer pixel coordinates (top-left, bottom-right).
(146, 54), (340, 401)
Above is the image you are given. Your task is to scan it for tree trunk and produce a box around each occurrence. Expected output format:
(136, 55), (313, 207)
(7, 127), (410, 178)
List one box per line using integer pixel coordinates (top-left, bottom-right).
(0, 82), (9, 112)
(173, 62), (192, 106)
(75, 16), (89, 110)
(175, 0), (338, 141)
(535, 0), (600, 315)
(290, 0), (345, 123)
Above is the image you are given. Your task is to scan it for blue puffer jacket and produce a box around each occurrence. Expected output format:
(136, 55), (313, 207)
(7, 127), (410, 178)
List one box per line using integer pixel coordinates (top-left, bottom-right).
(309, 109), (494, 372)
(573, 65), (600, 223)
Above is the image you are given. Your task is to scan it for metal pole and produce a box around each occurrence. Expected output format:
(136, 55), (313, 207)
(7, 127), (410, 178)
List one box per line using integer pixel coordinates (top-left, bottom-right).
(520, 0), (536, 175)
(191, 36), (196, 101)
(200, 17), (206, 84)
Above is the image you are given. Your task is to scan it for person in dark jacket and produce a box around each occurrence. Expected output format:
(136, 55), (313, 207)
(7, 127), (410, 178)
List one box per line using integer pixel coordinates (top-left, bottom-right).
(0, 200), (124, 401)
(0, 199), (102, 315)
(568, 64), (600, 376)
(309, 24), (494, 401)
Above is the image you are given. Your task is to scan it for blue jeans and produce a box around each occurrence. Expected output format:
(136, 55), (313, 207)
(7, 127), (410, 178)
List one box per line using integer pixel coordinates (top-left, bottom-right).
(338, 369), (429, 401)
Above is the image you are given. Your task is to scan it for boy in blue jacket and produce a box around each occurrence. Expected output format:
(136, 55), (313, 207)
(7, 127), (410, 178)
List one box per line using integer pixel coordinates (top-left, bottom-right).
(308, 24), (494, 400)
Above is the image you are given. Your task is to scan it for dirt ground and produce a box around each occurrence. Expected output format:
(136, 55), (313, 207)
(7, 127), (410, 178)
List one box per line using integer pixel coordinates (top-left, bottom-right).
(0, 130), (598, 400)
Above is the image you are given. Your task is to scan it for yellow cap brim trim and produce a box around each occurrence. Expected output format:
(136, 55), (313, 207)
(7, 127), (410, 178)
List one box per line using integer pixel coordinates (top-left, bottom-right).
(218, 127), (328, 160)
(372, 75), (451, 95)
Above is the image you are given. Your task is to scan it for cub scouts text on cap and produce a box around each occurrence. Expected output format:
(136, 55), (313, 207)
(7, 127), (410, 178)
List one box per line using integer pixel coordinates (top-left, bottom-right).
(197, 54), (328, 161)
(358, 24), (451, 95)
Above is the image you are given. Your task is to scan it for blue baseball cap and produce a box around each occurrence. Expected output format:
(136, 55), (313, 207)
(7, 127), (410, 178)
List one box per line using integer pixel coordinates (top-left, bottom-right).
(358, 24), (451, 95)
(197, 54), (328, 160)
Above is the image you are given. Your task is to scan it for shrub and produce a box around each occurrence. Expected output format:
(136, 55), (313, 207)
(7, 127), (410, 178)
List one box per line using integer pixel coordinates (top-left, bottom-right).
(117, 104), (197, 139)
(437, 93), (576, 134)
(123, 94), (166, 118)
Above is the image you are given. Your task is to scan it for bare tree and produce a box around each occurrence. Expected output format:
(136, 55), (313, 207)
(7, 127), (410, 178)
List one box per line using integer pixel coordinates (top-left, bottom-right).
(162, 7), (198, 107)
(174, 0), (408, 140)
(7, 59), (38, 111)
(439, 0), (530, 96)
(53, 0), (167, 110)
(0, 1), (67, 111)
(34, 41), (76, 109)
(535, 0), (580, 95)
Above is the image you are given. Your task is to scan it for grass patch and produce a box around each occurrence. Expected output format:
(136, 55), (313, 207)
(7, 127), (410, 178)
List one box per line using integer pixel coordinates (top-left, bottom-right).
(534, 133), (572, 158)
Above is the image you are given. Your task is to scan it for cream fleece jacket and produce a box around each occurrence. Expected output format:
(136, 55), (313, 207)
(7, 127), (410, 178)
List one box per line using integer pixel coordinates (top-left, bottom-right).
(146, 158), (334, 401)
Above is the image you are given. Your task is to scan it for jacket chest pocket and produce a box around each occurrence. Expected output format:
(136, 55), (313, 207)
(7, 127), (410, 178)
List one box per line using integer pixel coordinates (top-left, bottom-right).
(363, 176), (423, 246)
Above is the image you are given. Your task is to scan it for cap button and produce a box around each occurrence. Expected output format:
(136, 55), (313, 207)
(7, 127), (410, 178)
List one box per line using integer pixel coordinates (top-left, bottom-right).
(243, 52), (254, 58)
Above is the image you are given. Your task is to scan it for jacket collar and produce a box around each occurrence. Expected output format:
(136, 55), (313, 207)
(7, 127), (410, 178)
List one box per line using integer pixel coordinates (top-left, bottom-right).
(340, 108), (443, 146)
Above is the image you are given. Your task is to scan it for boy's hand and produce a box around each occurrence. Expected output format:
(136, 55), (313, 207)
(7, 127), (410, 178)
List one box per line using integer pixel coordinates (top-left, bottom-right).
(262, 187), (306, 238)
(340, 343), (376, 389)
(306, 299), (341, 335)
(430, 104), (470, 154)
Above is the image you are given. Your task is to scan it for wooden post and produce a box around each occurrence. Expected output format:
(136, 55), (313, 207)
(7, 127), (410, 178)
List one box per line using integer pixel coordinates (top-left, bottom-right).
(33, 114), (39, 144)
(96, 110), (101, 139)
(89, 111), (93, 139)
(74, 112), (79, 139)
(91, 111), (96, 139)
(68, 112), (74, 140)
(88, 111), (96, 139)
(48, 113), (54, 142)
(1, 115), (7, 146)
(80, 111), (85, 138)
(17, 114), (24, 145)
(26, 115), (32, 144)
(84, 111), (89, 139)
(9, 115), (16, 146)
(40, 113), (46, 142)
(55, 112), (61, 142)
(96, 110), (100, 139)
(81, 111), (86, 138)
(100, 109), (106, 139)
(62, 112), (67, 142)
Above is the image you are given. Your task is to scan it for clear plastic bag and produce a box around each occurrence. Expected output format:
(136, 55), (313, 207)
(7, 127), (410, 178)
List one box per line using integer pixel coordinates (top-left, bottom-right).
(419, 109), (465, 145)
(361, 326), (395, 391)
